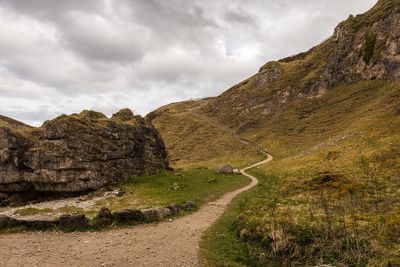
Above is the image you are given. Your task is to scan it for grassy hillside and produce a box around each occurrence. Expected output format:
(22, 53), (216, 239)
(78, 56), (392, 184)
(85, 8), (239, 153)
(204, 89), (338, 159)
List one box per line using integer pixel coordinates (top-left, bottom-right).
(147, 1), (400, 264)
(201, 84), (400, 265)
(147, 100), (263, 169)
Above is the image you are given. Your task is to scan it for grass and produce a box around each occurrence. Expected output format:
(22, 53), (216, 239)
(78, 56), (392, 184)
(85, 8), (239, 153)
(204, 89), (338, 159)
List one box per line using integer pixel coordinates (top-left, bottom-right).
(148, 100), (264, 169)
(14, 207), (54, 217)
(200, 172), (279, 267)
(8, 169), (249, 222)
(147, 2), (400, 264)
(148, 55), (400, 266)
(2, 168), (250, 233)
(56, 206), (87, 216)
(361, 30), (377, 64)
(96, 169), (249, 211)
(13, 206), (94, 218)
(200, 114), (400, 266)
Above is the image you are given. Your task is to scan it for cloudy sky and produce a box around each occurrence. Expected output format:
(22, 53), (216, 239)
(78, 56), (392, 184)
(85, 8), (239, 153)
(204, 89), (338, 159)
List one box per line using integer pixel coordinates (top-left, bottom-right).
(0, 0), (377, 125)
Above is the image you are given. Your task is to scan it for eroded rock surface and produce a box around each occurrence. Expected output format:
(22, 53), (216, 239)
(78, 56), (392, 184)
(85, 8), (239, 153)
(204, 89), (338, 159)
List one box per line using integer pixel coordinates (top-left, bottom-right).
(0, 109), (169, 194)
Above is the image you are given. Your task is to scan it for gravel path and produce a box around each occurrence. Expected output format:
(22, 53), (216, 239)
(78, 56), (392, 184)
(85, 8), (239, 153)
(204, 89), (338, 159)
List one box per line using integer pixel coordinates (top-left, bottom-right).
(0, 155), (272, 267)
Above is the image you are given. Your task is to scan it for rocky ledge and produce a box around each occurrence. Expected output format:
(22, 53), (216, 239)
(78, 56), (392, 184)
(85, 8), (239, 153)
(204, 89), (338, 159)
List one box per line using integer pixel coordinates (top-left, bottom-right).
(0, 109), (169, 195)
(0, 201), (196, 232)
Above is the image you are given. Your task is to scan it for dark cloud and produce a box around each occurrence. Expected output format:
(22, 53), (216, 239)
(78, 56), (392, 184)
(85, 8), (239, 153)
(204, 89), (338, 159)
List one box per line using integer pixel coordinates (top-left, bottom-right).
(0, 0), (101, 19)
(0, 0), (378, 125)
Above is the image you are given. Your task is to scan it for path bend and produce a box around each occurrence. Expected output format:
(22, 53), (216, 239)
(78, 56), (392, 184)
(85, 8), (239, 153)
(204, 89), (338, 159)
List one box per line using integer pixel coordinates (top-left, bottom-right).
(0, 155), (273, 267)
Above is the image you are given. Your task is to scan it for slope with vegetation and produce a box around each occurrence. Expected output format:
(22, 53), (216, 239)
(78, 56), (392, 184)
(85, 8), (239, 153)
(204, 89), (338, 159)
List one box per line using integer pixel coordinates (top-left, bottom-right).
(149, 0), (400, 265)
(147, 100), (263, 169)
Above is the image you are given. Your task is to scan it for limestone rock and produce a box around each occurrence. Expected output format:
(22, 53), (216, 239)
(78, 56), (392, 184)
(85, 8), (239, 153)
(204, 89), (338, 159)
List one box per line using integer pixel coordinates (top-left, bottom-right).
(182, 201), (196, 211)
(112, 209), (145, 223)
(166, 204), (183, 215)
(142, 209), (159, 221)
(0, 109), (169, 193)
(155, 207), (172, 218)
(93, 207), (114, 226)
(0, 215), (19, 229)
(58, 214), (89, 231)
(215, 164), (234, 174)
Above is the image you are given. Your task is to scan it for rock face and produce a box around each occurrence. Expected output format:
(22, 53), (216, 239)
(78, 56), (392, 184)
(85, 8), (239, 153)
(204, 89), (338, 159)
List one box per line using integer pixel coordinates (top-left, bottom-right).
(314, 0), (400, 91)
(201, 0), (400, 128)
(0, 109), (169, 193)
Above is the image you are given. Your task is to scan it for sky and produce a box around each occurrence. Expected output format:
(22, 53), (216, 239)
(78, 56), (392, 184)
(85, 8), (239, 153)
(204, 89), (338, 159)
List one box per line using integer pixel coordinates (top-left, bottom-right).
(0, 0), (377, 125)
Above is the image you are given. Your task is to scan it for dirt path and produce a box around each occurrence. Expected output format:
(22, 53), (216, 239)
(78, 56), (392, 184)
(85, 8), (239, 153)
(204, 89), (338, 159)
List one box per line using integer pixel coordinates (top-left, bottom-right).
(0, 155), (272, 267)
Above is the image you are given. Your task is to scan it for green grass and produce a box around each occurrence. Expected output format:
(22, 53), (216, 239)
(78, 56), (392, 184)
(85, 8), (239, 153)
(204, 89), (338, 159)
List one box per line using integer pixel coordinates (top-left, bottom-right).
(96, 169), (249, 211)
(201, 172), (280, 267)
(14, 207), (54, 216)
(148, 100), (264, 169)
(56, 206), (87, 216)
(361, 30), (377, 64)
(200, 120), (400, 266)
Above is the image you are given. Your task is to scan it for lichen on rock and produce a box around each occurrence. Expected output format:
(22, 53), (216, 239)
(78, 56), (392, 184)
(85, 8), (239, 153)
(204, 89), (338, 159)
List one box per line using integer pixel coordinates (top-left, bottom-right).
(0, 109), (169, 195)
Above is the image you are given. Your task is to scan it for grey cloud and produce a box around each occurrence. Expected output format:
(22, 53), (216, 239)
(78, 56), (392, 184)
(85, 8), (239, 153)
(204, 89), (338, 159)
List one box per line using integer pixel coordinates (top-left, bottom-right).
(224, 9), (257, 26)
(0, 0), (378, 125)
(59, 13), (148, 64)
(0, 0), (102, 19)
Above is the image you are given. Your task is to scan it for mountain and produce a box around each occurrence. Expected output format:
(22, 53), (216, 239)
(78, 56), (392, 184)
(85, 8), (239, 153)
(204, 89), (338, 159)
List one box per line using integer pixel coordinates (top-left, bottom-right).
(148, 0), (400, 166)
(150, 1), (400, 265)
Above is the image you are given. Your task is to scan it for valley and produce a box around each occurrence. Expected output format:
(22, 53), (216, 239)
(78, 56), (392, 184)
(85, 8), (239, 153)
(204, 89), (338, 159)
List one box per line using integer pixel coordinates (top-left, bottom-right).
(1, 0), (400, 266)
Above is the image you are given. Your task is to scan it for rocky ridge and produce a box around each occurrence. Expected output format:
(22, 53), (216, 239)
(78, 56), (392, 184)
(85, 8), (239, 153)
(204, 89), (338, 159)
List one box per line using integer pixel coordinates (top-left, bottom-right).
(0, 109), (169, 195)
(203, 0), (400, 128)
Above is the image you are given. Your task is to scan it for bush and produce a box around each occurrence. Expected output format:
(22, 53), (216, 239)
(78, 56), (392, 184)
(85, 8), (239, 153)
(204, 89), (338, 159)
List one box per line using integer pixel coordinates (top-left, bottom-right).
(361, 30), (377, 64)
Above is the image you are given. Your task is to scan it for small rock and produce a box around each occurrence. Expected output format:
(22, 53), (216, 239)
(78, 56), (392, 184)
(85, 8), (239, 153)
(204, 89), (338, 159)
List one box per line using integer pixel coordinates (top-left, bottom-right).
(155, 207), (172, 218)
(93, 207), (114, 226)
(182, 201), (196, 211)
(58, 214), (89, 231)
(166, 204), (182, 215)
(112, 209), (144, 223)
(78, 195), (90, 202)
(142, 209), (159, 222)
(207, 178), (218, 183)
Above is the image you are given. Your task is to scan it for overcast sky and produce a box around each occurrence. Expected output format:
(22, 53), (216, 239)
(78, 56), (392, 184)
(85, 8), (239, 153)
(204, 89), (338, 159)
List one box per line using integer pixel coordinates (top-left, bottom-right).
(0, 0), (377, 125)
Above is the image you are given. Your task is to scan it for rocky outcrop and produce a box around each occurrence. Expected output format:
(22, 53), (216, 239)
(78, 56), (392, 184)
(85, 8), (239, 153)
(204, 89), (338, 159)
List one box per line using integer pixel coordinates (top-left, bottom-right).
(0, 109), (169, 193)
(317, 0), (400, 91)
(199, 0), (400, 130)
(0, 201), (197, 232)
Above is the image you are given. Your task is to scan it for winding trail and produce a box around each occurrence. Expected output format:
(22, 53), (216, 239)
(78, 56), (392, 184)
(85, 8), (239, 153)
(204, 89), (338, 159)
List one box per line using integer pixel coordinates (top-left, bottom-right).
(0, 154), (272, 267)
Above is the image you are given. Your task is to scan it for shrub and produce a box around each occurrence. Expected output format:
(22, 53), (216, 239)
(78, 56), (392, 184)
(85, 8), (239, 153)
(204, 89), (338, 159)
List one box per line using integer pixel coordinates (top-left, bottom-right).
(361, 30), (377, 64)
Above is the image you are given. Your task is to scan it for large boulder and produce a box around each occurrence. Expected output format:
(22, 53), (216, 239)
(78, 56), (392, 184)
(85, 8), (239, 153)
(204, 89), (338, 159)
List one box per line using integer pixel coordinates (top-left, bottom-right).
(0, 109), (169, 193)
(215, 164), (234, 174)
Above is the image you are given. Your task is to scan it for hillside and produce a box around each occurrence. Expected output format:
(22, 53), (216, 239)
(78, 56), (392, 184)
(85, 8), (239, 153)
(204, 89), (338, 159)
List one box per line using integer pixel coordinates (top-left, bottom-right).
(0, 115), (33, 134)
(148, 0), (400, 163)
(149, 0), (400, 265)
(147, 99), (263, 168)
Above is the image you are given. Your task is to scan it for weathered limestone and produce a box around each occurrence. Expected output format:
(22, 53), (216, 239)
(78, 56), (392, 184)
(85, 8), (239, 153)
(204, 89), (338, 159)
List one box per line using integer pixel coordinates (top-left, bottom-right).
(0, 109), (169, 193)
